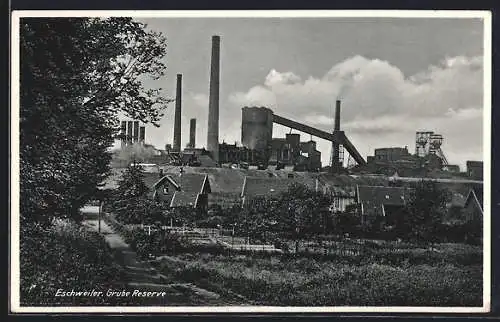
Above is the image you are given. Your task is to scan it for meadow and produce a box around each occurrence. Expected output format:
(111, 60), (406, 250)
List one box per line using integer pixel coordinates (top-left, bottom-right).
(154, 241), (482, 306)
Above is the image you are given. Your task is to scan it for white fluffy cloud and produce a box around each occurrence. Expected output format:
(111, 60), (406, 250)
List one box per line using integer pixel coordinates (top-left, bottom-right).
(227, 55), (484, 169)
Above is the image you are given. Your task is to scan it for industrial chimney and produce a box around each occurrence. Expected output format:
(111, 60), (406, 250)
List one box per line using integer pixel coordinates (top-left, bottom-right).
(189, 118), (196, 148)
(330, 100), (341, 172)
(173, 74), (182, 152)
(207, 35), (220, 163)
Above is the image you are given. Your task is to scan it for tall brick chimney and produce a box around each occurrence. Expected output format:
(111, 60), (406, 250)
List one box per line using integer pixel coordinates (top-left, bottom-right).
(207, 35), (220, 163)
(189, 118), (196, 148)
(173, 74), (182, 152)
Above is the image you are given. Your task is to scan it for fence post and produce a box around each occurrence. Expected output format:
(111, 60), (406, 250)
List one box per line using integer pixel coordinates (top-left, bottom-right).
(98, 202), (102, 234)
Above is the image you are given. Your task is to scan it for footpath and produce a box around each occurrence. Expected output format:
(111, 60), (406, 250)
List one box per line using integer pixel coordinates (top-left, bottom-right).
(81, 210), (231, 306)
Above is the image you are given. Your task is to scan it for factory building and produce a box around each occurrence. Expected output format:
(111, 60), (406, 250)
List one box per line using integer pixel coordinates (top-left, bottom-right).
(240, 107), (324, 171)
(372, 147), (411, 162)
(466, 161), (483, 180)
(268, 135), (322, 172)
(218, 142), (268, 168)
(361, 131), (463, 177)
(119, 120), (146, 147)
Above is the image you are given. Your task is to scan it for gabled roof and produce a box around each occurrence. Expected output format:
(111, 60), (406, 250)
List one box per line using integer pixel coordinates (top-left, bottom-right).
(357, 185), (410, 207)
(150, 174), (180, 191)
(171, 173), (211, 194)
(465, 186), (483, 212)
(169, 191), (199, 208)
(472, 186), (483, 207)
(241, 177), (292, 198)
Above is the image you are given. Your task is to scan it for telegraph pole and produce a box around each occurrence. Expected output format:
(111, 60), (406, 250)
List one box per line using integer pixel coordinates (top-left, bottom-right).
(98, 201), (102, 234)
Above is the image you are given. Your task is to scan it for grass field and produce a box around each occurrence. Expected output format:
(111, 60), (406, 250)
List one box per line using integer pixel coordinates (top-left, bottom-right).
(154, 242), (482, 306)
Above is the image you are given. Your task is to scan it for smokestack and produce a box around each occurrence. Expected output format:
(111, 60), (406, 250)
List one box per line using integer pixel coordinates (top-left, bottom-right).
(334, 100), (341, 132)
(189, 118), (196, 148)
(127, 121), (133, 146)
(330, 100), (341, 172)
(120, 121), (127, 148)
(133, 121), (140, 143)
(139, 126), (145, 145)
(207, 35), (220, 163)
(173, 74), (182, 152)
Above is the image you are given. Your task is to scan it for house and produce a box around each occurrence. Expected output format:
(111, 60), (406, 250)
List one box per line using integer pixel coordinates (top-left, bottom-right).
(466, 161), (483, 180)
(145, 172), (211, 211)
(328, 186), (357, 213)
(240, 177), (293, 207)
(463, 186), (483, 222)
(316, 179), (357, 213)
(356, 185), (412, 225)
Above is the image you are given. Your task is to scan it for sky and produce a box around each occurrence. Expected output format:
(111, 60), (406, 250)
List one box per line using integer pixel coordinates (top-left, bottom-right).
(120, 16), (485, 171)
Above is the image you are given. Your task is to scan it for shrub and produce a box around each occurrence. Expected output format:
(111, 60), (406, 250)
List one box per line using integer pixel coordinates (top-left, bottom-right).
(20, 221), (125, 305)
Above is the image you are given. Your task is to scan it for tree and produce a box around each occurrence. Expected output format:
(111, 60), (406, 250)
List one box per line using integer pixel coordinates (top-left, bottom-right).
(20, 18), (171, 223)
(402, 180), (448, 244)
(110, 163), (166, 224)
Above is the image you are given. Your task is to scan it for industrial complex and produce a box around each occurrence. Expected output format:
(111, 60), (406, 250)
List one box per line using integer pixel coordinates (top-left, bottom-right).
(111, 34), (484, 216)
(116, 35), (483, 179)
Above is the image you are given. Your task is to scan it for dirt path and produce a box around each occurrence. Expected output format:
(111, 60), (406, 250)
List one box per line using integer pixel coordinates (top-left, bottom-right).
(81, 211), (233, 305)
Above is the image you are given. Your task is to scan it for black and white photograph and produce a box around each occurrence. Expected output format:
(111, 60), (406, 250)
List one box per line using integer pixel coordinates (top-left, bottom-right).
(10, 10), (491, 313)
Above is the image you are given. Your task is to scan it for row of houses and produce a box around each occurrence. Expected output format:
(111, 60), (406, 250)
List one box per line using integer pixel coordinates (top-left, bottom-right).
(102, 167), (483, 225)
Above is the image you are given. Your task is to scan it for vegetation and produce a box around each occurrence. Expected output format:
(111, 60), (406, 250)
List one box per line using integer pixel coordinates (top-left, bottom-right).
(20, 220), (125, 305)
(108, 163), (167, 224)
(156, 244), (482, 306)
(202, 181), (479, 246)
(19, 18), (170, 305)
(399, 180), (448, 244)
(20, 18), (170, 224)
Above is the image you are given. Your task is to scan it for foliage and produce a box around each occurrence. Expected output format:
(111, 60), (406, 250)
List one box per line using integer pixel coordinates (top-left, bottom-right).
(110, 163), (167, 224)
(332, 204), (361, 236)
(400, 180), (448, 244)
(20, 221), (125, 305)
(229, 183), (333, 243)
(159, 250), (482, 306)
(20, 18), (170, 223)
(122, 227), (188, 260)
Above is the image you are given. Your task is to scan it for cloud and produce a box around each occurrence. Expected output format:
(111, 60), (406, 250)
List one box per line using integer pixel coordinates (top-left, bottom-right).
(227, 55), (484, 169)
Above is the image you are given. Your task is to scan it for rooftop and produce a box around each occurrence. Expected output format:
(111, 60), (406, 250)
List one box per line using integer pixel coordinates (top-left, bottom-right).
(170, 191), (199, 208)
(172, 173), (211, 194)
(241, 177), (294, 198)
(357, 185), (412, 207)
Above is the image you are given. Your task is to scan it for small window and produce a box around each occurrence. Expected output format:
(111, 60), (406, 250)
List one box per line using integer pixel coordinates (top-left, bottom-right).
(385, 195), (390, 199)
(163, 187), (169, 194)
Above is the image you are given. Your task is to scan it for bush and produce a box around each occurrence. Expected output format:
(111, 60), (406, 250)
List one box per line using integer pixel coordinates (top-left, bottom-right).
(20, 221), (126, 305)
